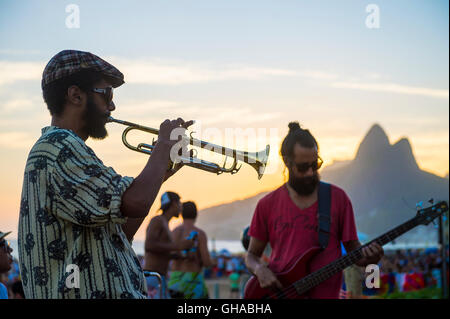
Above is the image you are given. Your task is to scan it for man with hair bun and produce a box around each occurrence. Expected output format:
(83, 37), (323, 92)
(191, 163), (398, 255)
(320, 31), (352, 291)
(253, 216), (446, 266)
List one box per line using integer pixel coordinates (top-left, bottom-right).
(245, 122), (384, 299)
(144, 192), (194, 299)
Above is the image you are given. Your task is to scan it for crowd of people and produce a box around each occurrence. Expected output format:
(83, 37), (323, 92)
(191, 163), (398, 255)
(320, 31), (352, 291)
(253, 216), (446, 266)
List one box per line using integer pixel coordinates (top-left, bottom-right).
(2, 226), (449, 300)
(341, 247), (449, 298)
(375, 248), (448, 295)
(1, 49), (446, 300)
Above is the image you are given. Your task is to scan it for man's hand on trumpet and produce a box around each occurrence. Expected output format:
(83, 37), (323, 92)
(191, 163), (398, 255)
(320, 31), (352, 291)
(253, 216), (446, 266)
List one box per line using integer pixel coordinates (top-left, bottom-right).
(157, 117), (195, 181)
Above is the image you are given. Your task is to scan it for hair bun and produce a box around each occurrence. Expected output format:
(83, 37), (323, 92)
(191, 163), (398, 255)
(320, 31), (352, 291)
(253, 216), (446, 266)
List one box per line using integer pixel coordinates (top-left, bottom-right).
(288, 122), (301, 133)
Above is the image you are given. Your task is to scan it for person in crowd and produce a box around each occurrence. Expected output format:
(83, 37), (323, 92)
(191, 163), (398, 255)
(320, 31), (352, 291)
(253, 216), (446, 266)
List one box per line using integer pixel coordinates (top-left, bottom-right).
(168, 201), (215, 299)
(144, 192), (194, 299)
(229, 270), (241, 298)
(0, 231), (13, 299)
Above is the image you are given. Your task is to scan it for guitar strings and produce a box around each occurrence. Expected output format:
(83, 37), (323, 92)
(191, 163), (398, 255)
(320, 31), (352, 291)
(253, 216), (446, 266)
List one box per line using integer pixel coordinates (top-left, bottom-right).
(265, 247), (365, 299)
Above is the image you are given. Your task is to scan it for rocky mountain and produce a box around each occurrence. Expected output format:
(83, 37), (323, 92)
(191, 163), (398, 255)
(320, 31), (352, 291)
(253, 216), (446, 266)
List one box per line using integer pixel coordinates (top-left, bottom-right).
(319, 124), (448, 238)
(196, 124), (449, 241)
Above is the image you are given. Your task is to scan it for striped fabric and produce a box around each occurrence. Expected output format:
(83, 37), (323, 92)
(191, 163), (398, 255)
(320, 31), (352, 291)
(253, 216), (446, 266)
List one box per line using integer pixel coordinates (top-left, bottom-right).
(18, 126), (146, 299)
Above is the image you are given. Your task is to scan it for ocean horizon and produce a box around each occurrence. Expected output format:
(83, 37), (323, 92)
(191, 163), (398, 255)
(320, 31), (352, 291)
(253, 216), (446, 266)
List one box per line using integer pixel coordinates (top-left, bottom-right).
(7, 238), (440, 260)
(7, 239), (246, 259)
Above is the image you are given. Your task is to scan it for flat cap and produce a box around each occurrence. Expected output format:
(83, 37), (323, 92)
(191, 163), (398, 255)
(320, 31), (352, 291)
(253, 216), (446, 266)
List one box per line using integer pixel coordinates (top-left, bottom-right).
(41, 50), (124, 89)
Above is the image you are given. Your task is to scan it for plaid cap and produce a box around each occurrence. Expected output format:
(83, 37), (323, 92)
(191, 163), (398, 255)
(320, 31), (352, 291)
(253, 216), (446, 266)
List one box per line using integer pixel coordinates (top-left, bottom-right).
(41, 50), (125, 89)
(0, 231), (11, 241)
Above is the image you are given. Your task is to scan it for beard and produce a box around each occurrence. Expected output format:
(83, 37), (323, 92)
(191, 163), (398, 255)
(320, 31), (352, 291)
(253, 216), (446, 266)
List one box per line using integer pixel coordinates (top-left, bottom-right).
(83, 94), (109, 140)
(288, 171), (320, 196)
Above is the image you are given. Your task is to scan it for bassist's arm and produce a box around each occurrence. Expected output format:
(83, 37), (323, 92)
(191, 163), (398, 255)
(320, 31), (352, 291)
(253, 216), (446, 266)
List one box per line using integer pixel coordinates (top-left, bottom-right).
(245, 237), (283, 290)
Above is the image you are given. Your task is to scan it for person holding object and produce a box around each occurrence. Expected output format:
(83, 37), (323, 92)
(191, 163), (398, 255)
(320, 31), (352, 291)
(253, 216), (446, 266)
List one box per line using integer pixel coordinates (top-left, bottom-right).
(245, 122), (384, 299)
(144, 192), (194, 299)
(18, 50), (193, 299)
(0, 231), (13, 299)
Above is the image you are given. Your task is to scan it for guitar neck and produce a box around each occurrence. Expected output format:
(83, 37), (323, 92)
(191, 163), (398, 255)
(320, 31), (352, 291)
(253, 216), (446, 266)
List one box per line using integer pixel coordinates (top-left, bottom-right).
(293, 216), (420, 295)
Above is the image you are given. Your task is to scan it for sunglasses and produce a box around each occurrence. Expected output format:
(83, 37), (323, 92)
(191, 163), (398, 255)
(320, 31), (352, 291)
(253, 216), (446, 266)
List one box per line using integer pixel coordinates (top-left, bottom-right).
(293, 157), (323, 173)
(92, 86), (114, 104)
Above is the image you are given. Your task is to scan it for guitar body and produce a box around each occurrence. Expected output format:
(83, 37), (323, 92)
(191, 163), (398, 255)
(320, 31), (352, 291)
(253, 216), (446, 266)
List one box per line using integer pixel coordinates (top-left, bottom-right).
(244, 247), (322, 299)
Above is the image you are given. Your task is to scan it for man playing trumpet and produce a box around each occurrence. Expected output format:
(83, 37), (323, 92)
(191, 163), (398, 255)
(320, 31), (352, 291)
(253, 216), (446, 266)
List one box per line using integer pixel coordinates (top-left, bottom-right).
(18, 50), (192, 299)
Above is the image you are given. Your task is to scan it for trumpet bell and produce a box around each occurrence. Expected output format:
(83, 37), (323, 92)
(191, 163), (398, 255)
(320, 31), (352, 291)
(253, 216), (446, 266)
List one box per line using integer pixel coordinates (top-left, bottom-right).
(251, 145), (270, 180)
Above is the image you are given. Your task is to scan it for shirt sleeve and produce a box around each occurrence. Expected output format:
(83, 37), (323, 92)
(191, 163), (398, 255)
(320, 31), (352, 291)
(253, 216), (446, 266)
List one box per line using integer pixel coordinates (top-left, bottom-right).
(248, 198), (269, 243)
(51, 135), (134, 227)
(338, 189), (359, 243)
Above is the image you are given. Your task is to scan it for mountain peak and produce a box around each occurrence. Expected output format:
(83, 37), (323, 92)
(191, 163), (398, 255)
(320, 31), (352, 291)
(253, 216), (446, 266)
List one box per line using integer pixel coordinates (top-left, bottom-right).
(365, 124), (389, 144)
(355, 124), (390, 161)
(392, 137), (418, 169)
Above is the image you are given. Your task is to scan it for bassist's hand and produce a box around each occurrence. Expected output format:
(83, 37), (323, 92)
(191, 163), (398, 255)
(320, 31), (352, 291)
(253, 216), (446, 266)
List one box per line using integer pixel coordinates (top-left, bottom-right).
(255, 265), (283, 291)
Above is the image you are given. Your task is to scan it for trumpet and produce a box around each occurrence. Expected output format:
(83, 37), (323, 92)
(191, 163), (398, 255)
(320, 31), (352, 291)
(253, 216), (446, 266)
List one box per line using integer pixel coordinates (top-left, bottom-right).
(107, 117), (270, 179)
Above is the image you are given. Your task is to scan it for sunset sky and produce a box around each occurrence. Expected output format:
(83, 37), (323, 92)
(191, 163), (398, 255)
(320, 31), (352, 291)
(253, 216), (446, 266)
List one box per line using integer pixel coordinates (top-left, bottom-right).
(0, 0), (448, 241)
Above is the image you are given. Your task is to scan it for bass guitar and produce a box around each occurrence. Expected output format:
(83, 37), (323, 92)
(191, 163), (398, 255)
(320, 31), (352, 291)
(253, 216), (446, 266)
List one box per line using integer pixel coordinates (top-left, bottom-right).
(244, 200), (448, 299)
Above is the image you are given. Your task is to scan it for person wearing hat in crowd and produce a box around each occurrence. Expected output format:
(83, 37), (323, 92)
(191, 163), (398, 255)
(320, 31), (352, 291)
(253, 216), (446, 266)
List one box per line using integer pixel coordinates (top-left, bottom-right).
(18, 50), (193, 299)
(144, 192), (194, 299)
(0, 231), (13, 299)
(168, 201), (215, 299)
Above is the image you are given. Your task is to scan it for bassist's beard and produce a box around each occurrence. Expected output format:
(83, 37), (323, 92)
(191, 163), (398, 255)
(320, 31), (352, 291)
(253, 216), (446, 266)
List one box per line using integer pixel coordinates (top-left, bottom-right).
(288, 171), (320, 196)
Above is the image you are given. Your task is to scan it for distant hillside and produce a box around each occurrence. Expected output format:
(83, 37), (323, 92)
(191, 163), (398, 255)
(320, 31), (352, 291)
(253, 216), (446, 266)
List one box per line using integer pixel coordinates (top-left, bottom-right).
(196, 192), (269, 241)
(196, 124), (449, 241)
(320, 124), (449, 238)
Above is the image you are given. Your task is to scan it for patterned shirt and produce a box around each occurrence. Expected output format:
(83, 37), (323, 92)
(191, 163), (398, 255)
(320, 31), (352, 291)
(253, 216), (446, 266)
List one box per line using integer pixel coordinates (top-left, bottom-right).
(18, 126), (147, 299)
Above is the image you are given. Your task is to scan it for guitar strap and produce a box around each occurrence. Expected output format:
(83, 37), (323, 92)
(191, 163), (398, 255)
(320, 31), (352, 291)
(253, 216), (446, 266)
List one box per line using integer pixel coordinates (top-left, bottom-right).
(317, 181), (331, 250)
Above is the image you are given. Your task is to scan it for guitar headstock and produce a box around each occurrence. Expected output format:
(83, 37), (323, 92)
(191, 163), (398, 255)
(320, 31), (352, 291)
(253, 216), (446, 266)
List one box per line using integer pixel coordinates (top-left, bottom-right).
(415, 200), (449, 226)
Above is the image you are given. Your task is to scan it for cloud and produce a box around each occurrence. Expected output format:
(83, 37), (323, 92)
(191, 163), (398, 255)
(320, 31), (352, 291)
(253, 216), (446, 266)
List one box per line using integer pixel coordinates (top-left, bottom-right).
(115, 99), (180, 116)
(299, 70), (338, 80)
(0, 57), (298, 87)
(0, 98), (36, 113)
(331, 81), (449, 99)
(0, 61), (43, 86)
(108, 57), (297, 85)
(0, 57), (447, 102)
(116, 102), (282, 127)
(0, 49), (41, 55)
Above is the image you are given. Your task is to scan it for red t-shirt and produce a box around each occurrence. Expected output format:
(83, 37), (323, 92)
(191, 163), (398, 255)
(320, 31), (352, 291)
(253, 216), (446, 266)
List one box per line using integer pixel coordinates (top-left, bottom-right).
(249, 183), (358, 299)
